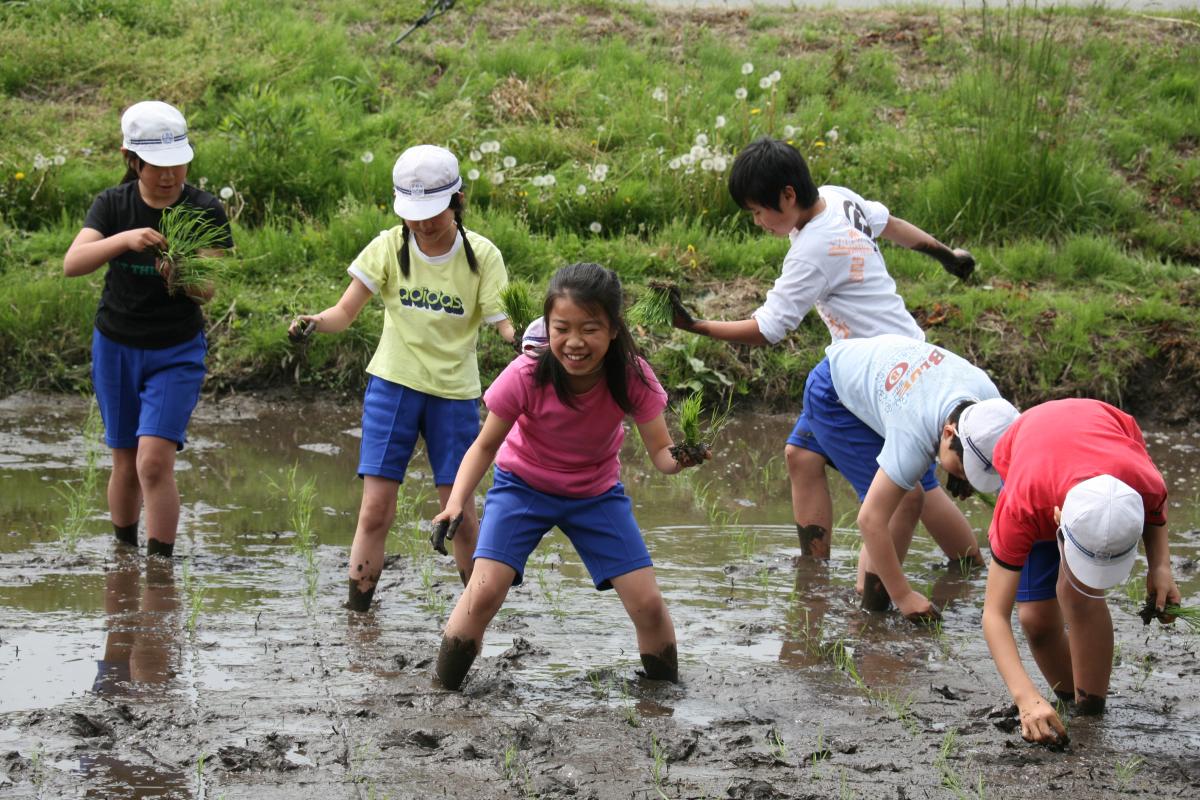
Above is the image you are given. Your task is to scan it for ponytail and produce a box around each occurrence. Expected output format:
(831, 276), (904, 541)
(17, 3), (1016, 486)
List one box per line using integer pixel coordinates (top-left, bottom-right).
(121, 152), (144, 184)
(397, 192), (477, 279)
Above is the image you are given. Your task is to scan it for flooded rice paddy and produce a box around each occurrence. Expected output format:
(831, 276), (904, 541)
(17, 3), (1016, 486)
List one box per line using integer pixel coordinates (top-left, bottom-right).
(1, 391), (1198, 799)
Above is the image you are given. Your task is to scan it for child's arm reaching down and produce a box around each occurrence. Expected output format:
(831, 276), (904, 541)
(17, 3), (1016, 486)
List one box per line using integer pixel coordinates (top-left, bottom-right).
(433, 411), (516, 525)
(637, 414), (710, 475)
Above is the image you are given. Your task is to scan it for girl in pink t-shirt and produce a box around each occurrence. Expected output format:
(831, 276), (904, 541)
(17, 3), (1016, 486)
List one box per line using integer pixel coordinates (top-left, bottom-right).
(431, 262), (708, 689)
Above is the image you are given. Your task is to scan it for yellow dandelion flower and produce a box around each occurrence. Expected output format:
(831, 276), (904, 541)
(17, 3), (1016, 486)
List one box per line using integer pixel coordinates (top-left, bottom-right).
(689, 258), (698, 270)
(13, 172), (25, 181)
(786, 139), (794, 145)
(815, 141), (826, 148)
(750, 108), (762, 115)
(686, 244), (695, 253)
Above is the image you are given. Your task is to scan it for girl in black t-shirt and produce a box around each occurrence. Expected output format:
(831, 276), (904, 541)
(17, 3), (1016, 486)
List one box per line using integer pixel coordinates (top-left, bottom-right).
(63, 101), (232, 558)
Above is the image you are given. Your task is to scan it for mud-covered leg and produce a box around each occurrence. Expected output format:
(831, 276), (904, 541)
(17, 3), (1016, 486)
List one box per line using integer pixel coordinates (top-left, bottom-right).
(346, 476), (401, 611)
(611, 567), (678, 682)
(438, 558), (516, 689)
(786, 445), (832, 559)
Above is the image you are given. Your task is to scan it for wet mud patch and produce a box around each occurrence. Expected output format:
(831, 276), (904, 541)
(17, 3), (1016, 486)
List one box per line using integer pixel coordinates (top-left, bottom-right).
(1, 396), (1199, 797)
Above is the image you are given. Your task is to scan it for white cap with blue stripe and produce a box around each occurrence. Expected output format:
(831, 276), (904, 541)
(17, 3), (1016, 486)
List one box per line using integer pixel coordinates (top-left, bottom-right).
(1060, 474), (1144, 590)
(392, 144), (462, 221)
(121, 101), (193, 167)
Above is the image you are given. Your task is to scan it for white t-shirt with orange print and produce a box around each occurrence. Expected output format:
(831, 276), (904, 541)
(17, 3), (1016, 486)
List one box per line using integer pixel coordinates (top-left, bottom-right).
(751, 185), (924, 345)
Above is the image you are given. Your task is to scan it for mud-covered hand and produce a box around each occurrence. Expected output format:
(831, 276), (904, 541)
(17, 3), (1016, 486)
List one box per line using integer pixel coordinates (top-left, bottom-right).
(945, 473), (974, 501)
(1145, 563), (1182, 623)
(288, 316), (318, 344)
(944, 248), (975, 282)
(668, 286), (697, 331)
(1017, 696), (1068, 745)
(430, 513), (464, 556)
(896, 590), (941, 624)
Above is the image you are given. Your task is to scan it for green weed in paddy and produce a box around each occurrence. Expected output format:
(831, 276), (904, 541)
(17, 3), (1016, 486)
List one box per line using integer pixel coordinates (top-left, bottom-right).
(649, 733), (670, 796)
(53, 400), (103, 551)
(156, 204), (230, 296)
(1115, 755), (1143, 791)
(268, 464), (319, 607)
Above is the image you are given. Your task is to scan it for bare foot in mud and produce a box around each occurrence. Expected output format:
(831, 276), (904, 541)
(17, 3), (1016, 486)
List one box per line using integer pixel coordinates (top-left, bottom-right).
(860, 572), (891, 612)
(796, 524), (829, 559)
(639, 643), (679, 682)
(435, 635), (479, 690)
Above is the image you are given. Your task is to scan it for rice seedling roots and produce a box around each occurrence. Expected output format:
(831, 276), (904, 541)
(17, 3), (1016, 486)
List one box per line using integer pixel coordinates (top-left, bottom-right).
(669, 443), (711, 465)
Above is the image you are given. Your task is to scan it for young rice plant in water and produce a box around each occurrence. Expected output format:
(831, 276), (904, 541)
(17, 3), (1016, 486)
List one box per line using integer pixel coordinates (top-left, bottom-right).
(54, 401), (103, 551)
(157, 204), (228, 296)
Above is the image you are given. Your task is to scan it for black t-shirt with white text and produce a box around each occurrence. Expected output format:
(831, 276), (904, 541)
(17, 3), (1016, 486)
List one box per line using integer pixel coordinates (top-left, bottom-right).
(82, 182), (233, 348)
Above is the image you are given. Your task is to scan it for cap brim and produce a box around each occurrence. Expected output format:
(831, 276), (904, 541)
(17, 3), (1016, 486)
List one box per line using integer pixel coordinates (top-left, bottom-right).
(963, 453), (1003, 494)
(1062, 541), (1136, 591)
(393, 192), (453, 221)
(134, 143), (194, 167)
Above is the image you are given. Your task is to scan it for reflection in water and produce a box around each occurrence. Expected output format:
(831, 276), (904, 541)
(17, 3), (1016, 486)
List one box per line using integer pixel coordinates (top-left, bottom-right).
(93, 554), (180, 696)
(80, 554), (188, 797)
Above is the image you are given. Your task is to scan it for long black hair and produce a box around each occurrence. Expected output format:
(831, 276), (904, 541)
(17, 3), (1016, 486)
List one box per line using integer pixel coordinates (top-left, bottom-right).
(398, 192), (478, 278)
(533, 262), (650, 413)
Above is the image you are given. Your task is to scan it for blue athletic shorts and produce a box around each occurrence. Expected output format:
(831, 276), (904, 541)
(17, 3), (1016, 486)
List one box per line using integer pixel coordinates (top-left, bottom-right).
(357, 375), (480, 485)
(1016, 540), (1061, 603)
(792, 358), (938, 501)
(473, 468), (653, 591)
(92, 328), (207, 451)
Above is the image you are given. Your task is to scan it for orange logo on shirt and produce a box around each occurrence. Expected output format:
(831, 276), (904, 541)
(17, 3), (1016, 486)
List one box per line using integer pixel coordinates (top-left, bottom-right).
(885, 362), (909, 391)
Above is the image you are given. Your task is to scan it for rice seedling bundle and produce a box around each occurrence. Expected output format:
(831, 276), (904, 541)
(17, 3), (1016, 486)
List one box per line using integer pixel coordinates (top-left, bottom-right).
(500, 280), (540, 336)
(157, 204), (229, 296)
(626, 280), (677, 330)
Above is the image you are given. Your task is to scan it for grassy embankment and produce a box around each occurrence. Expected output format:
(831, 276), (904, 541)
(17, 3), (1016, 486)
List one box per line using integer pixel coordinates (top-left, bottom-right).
(1, 0), (1198, 417)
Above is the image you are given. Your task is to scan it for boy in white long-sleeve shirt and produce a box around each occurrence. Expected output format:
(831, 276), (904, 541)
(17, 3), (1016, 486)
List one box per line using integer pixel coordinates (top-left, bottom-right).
(674, 137), (978, 576)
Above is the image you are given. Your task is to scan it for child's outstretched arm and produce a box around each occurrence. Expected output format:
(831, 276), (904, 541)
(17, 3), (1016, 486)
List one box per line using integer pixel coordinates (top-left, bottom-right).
(433, 411), (516, 524)
(636, 414), (710, 475)
(64, 227), (166, 277)
(673, 317), (770, 347)
(1143, 522), (1181, 614)
(880, 217), (974, 281)
(288, 277), (373, 338)
(981, 562), (1069, 744)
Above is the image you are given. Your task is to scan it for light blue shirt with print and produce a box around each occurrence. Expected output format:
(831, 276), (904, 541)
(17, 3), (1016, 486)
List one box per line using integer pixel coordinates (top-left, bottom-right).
(827, 334), (1001, 490)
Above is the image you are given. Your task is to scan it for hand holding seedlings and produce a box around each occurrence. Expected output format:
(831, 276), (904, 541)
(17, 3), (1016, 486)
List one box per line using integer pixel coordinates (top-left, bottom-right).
(122, 227), (167, 253)
(430, 513), (463, 556)
(500, 281), (539, 350)
(288, 316), (318, 344)
(627, 280), (679, 330)
(667, 285), (696, 330)
(156, 204), (229, 297)
(946, 248), (975, 281)
(669, 390), (730, 467)
(1138, 599), (1200, 630)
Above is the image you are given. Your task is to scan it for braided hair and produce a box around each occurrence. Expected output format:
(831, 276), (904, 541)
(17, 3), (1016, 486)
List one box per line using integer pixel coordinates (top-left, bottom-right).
(398, 193), (479, 278)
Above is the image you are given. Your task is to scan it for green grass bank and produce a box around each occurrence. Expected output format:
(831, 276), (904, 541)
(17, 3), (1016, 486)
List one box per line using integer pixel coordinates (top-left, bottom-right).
(2, 0), (1198, 420)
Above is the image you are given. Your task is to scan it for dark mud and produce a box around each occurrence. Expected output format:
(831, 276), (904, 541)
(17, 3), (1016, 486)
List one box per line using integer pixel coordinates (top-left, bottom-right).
(1, 393), (1199, 798)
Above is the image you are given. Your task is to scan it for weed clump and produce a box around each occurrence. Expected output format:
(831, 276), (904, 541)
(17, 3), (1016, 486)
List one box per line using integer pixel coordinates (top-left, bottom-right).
(156, 204), (228, 296)
(626, 280), (677, 330)
(669, 389), (729, 464)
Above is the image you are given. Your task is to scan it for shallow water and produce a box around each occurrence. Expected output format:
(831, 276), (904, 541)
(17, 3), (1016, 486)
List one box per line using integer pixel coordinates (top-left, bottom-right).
(1, 391), (1198, 798)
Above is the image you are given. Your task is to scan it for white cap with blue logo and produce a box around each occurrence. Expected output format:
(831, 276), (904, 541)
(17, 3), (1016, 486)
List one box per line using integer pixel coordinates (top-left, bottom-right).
(121, 101), (193, 167)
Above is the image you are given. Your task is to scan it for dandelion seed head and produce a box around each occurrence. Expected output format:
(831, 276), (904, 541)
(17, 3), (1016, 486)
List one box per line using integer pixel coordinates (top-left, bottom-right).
(652, 86), (668, 102)
(668, 158), (682, 170)
(741, 62), (754, 75)
(219, 186), (234, 200)
(759, 77), (772, 89)
(681, 153), (695, 166)
(470, 150), (482, 162)
(52, 154), (66, 166)
(694, 133), (709, 147)
(481, 140), (501, 154)
(715, 115), (726, 129)
(491, 171), (505, 184)
(467, 169), (480, 181)
(713, 156), (728, 171)
(589, 221), (602, 233)
(33, 154), (48, 170)
(783, 125), (796, 138)
(735, 87), (748, 100)
(502, 156), (517, 168)
(769, 70), (782, 82)
(360, 151), (374, 164)
(826, 127), (840, 143)
(576, 184), (587, 195)
(701, 158), (714, 171)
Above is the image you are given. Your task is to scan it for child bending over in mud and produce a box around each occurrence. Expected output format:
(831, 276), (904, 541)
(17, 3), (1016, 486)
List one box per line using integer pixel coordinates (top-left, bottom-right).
(672, 137), (981, 568)
(970, 399), (1180, 744)
(796, 334), (1016, 621)
(431, 262), (709, 689)
(63, 101), (233, 557)
(288, 145), (513, 610)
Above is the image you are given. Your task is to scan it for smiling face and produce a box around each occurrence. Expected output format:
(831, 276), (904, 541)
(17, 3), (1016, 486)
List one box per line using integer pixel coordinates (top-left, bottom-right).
(547, 295), (616, 391)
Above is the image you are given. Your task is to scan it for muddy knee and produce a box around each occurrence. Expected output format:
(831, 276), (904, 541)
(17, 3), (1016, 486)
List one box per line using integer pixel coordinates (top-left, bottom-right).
(436, 635), (479, 690)
(860, 572), (891, 612)
(639, 643), (679, 683)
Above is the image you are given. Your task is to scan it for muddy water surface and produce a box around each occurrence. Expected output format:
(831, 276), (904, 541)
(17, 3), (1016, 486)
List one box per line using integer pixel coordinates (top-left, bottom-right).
(1, 392), (1198, 799)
